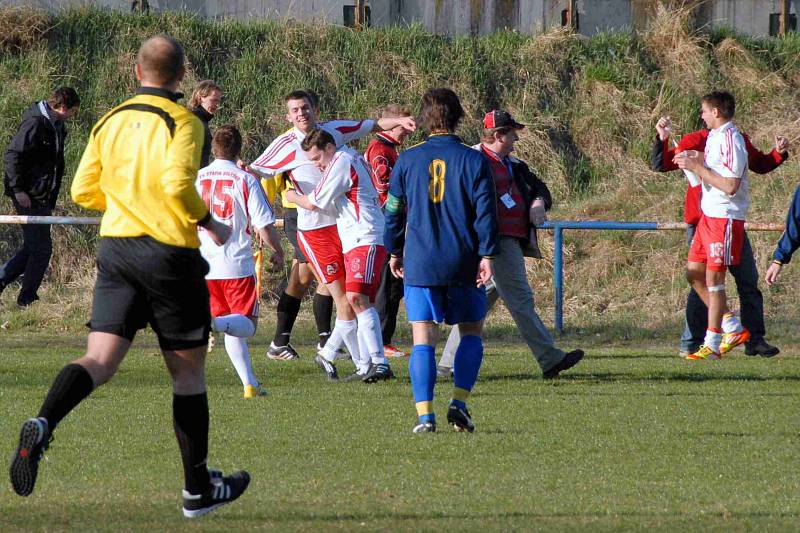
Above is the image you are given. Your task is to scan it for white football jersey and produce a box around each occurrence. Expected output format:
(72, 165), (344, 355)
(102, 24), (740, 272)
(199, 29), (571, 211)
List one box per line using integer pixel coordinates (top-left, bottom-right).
(309, 146), (384, 253)
(701, 121), (749, 220)
(250, 119), (375, 231)
(196, 159), (275, 279)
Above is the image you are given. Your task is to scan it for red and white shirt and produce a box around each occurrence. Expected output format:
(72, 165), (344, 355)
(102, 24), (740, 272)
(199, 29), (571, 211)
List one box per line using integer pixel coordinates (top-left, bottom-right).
(309, 146), (384, 253)
(196, 159), (275, 279)
(702, 121), (749, 220)
(250, 119), (375, 231)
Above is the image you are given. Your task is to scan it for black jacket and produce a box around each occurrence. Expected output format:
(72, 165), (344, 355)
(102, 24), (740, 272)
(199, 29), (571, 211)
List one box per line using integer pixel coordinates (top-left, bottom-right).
(189, 105), (213, 168)
(3, 101), (67, 209)
(509, 157), (553, 258)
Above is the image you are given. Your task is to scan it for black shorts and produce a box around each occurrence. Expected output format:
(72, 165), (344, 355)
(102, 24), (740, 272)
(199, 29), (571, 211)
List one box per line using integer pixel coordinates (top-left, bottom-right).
(283, 208), (307, 263)
(88, 236), (211, 351)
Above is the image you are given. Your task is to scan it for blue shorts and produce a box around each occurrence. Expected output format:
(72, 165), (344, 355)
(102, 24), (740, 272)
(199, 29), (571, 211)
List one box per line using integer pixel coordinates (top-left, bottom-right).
(404, 285), (487, 325)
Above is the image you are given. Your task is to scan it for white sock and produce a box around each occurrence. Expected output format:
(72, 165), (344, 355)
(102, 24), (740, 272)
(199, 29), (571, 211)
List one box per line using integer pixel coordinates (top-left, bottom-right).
(357, 307), (387, 365)
(213, 314), (255, 338)
(722, 313), (743, 334)
(320, 324), (345, 363)
(224, 334), (258, 387)
(704, 330), (722, 352)
(323, 319), (360, 365)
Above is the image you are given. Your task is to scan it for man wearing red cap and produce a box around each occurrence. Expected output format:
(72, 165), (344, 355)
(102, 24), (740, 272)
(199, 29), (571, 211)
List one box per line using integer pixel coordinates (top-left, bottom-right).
(438, 110), (583, 379)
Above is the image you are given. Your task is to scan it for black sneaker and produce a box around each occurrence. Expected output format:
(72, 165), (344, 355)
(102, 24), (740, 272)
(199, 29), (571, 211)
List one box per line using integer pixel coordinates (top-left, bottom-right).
(314, 354), (339, 381)
(412, 422), (437, 433)
(446, 404), (475, 433)
(267, 342), (299, 361)
(543, 349), (585, 379)
(10, 417), (50, 496)
(362, 363), (393, 383)
(340, 371), (367, 383)
(182, 470), (251, 518)
(745, 340), (780, 357)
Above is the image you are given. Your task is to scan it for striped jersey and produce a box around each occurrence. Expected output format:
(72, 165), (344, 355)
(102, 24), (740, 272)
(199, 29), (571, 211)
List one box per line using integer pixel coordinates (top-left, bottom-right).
(309, 146), (384, 253)
(250, 119), (375, 231)
(196, 159), (275, 279)
(702, 121), (748, 220)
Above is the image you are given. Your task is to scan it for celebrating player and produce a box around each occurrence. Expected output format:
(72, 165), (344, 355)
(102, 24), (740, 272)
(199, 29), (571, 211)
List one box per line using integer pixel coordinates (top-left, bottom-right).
(244, 90), (415, 360)
(288, 129), (392, 382)
(385, 88), (498, 433)
(197, 125), (285, 398)
(652, 115), (787, 358)
(364, 104), (414, 359)
(675, 91), (750, 360)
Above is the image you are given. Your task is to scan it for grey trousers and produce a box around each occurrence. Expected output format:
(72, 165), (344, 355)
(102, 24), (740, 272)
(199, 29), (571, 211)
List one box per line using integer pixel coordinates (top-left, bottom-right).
(438, 236), (565, 373)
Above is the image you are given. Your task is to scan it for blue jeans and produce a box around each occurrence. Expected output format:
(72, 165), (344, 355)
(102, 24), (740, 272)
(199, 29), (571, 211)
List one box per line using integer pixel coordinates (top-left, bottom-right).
(681, 225), (766, 352)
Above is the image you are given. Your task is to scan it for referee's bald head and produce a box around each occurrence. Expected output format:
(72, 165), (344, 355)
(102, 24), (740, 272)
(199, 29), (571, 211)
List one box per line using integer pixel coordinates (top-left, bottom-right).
(136, 34), (185, 87)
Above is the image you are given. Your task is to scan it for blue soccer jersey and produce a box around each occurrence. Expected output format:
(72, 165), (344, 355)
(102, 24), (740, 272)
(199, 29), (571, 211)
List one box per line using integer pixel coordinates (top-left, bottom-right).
(384, 133), (499, 286)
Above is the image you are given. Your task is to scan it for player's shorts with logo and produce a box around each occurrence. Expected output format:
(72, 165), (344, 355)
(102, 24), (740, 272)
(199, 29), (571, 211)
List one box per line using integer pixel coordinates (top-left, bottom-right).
(207, 275), (259, 318)
(687, 215), (745, 272)
(404, 284), (487, 325)
(89, 236), (211, 350)
(283, 207), (308, 264)
(297, 224), (345, 284)
(344, 244), (387, 300)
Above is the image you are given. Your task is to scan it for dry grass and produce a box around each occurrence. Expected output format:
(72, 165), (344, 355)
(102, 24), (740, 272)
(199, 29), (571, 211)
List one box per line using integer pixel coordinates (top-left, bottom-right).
(0, 6), (50, 51)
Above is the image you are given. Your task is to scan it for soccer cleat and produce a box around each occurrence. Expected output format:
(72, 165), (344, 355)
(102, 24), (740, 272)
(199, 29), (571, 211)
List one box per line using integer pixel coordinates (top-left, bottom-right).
(340, 371), (368, 383)
(182, 470), (251, 518)
(208, 468), (223, 484)
(243, 383), (268, 399)
(314, 354), (339, 381)
(686, 344), (721, 360)
(10, 417), (50, 497)
(745, 339), (780, 357)
(719, 328), (751, 354)
(267, 342), (299, 361)
(362, 363), (394, 383)
(543, 349), (585, 379)
(446, 404), (475, 433)
(436, 365), (453, 379)
(412, 422), (437, 433)
(383, 344), (407, 358)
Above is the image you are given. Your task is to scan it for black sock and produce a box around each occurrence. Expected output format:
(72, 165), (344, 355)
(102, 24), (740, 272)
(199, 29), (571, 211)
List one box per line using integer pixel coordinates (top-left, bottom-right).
(313, 293), (333, 345)
(37, 363), (94, 431)
(173, 392), (211, 495)
(273, 291), (301, 346)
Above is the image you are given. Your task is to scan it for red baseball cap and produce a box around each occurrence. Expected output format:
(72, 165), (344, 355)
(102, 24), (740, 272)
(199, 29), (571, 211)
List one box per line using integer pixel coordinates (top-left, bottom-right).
(483, 109), (525, 130)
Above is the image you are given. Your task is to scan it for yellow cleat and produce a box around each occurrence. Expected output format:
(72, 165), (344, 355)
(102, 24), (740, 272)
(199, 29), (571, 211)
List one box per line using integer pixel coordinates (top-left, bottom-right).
(719, 328), (751, 354)
(243, 384), (268, 399)
(686, 345), (721, 360)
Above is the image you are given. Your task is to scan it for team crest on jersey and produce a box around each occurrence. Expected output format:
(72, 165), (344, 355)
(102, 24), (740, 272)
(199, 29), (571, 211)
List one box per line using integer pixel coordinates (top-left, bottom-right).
(326, 263), (339, 276)
(351, 258), (362, 272)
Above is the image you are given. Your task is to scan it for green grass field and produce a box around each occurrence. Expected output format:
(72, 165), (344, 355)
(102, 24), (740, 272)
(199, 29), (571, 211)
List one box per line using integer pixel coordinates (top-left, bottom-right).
(1, 324), (799, 531)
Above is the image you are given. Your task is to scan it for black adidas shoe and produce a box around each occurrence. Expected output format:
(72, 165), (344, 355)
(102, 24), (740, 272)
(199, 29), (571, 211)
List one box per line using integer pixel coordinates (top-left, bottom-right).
(362, 363), (393, 383)
(267, 342), (300, 361)
(447, 404), (475, 433)
(412, 422), (437, 433)
(340, 371), (368, 383)
(182, 470), (251, 518)
(10, 417), (50, 496)
(314, 354), (339, 381)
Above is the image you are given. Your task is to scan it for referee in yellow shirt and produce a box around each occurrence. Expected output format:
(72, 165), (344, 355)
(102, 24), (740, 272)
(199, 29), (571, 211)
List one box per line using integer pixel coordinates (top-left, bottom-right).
(9, 35), (250, 518)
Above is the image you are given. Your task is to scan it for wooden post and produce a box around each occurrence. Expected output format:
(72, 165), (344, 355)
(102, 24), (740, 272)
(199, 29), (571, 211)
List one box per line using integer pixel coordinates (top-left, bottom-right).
(355, 0), (366, 30)
(566, 0), (577, 30)
(780, 0), (791, 36)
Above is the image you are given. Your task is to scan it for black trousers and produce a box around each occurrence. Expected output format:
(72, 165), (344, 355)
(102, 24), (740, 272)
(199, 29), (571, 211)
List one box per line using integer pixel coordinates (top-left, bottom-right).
(374, 255), (404, 344)
(0, 200), (53, 304)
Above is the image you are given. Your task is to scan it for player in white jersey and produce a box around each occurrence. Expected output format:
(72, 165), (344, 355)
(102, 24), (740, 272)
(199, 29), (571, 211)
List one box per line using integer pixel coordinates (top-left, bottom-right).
(243, 90), (414, 369)
(197, 126), (285, 397)
(287, 129), (393, 383)
(675, 91), (750, 360)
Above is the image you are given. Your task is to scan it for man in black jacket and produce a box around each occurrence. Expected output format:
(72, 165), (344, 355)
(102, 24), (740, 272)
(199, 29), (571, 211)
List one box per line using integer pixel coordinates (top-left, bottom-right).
(438, 110), (584, 379)
(1, 87), (79, 306)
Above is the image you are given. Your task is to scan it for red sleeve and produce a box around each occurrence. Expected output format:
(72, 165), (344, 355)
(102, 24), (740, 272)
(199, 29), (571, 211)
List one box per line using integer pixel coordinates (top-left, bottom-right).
(743, 133), (787, 174)
(365, 140), (397, 204)
(663, 130), (708, 171)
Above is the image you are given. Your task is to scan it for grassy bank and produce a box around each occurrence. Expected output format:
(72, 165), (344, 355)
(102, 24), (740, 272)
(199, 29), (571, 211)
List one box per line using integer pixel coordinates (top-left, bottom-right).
(1, 5), (800, 339)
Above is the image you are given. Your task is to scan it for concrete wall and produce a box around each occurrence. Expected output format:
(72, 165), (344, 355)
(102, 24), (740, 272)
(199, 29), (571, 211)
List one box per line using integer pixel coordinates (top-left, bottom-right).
(0, 0), (796, 37)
